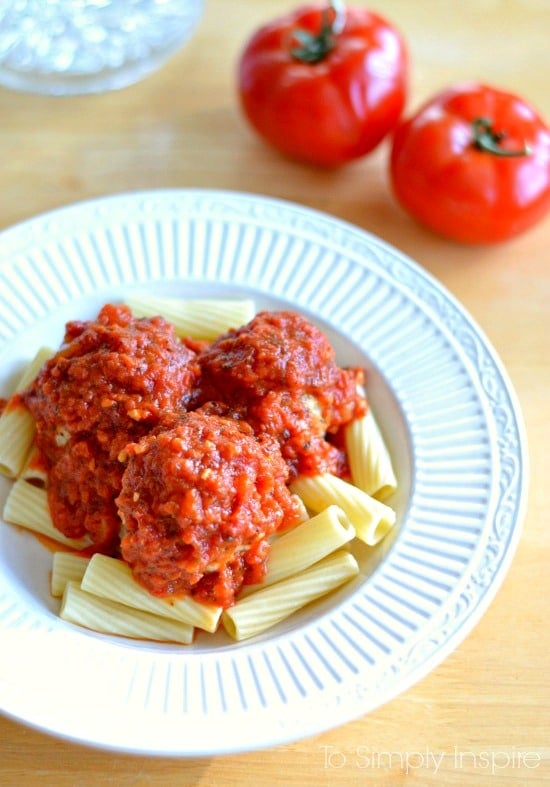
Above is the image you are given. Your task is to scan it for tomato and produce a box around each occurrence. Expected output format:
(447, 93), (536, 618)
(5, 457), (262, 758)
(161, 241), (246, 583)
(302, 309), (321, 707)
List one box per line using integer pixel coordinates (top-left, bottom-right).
(238, 2), (408, 167)
(390, 82), (550, 243)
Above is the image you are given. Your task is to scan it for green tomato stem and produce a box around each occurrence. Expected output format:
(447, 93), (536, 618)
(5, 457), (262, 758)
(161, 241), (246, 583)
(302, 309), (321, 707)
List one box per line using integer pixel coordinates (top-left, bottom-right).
(290, 1), (346, 63)
(472, 117), (532, 157)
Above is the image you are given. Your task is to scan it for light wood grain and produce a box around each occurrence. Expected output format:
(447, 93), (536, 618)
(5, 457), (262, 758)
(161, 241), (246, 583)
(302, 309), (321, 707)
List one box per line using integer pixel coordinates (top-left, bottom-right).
(0, 1), (548, 784)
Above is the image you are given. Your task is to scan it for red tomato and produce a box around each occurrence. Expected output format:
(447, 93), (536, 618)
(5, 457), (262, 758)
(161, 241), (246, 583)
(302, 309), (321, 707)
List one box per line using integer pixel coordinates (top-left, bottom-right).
(390, 82), (550, 243)
(238, 3), (408, 167)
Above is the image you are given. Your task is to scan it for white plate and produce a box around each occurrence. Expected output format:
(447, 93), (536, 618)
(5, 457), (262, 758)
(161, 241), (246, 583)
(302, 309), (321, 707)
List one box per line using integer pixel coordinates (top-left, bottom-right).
(0, 190), (527, 755)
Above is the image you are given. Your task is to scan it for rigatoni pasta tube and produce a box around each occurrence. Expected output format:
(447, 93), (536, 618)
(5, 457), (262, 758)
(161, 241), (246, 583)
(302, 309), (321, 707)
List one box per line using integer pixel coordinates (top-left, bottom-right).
(125, 296), (256, 340)
(0, 347), (53, 478)
(3, 479), (90, 550)
(0, 406), (35, 479)
(222, 549), (359, 641)
(290, 473), (396, 546)
(345, 409), (397, 500)
(256, 505), (355, 588)
(81, 554), (222, 633)
(51, 552), (90, 597)
(60, 582), (194, 645)
(20, 443), (48, 485)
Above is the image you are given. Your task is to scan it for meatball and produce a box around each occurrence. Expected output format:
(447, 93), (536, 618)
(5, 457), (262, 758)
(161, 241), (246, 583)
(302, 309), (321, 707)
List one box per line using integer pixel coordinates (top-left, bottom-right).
(117, 411), (303, 607)
(25, 304), (199, 460)
(198, 310), (366, 476)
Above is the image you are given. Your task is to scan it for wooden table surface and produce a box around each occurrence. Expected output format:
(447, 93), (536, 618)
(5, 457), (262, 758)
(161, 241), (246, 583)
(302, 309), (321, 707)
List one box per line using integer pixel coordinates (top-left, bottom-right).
(0, 1), (548, 784)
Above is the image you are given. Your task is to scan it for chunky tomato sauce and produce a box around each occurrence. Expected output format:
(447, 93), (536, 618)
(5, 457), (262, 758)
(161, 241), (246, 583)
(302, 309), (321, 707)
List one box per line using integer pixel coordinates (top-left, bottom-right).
(198, 311), (366, 477)
(22, 305), (366, 607)
(117, 412), (302, 607)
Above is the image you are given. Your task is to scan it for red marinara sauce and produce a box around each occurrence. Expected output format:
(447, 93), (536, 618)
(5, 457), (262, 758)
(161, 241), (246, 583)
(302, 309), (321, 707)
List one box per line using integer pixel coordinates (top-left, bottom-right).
(23, 304), (199, 550)
(198, 310), (367, 477)
(117, 411), (303, 607)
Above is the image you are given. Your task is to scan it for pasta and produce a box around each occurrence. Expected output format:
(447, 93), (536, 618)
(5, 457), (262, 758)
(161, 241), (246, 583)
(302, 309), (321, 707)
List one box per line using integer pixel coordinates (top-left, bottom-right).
(3, 479), (90, 550)
(81, 553), (222, 633)
(345, 408), (397, 500)
(51, 552), (90, 598)
(60, 581), (194, 645)
(0, 347), (53, 478)
(290, 473), (396, 546)
(222, 550), (359, 641)
(20, 443), (48, 485)
(124, 295), (256, 340)
(246, 505), (355, 590)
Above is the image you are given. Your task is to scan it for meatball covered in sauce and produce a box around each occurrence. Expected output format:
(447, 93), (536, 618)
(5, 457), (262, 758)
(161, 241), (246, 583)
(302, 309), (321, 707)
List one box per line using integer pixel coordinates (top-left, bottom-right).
(117, 411), (304, 607)
(198, 311), (366, 476)
(25, 304), (199, 459)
